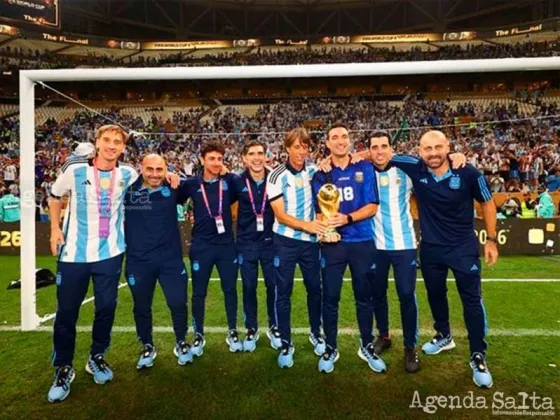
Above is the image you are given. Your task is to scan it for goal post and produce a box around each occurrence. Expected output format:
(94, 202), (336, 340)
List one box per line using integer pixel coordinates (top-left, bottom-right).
(18, 57), (560, 330)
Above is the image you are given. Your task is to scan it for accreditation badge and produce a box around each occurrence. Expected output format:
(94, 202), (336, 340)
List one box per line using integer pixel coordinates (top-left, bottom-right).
(215, 216), (226, 234)
(256, 214), (264, 232)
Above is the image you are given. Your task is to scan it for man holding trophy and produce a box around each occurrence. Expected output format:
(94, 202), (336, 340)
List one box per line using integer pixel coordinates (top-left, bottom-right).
(312, 124), (386, 374)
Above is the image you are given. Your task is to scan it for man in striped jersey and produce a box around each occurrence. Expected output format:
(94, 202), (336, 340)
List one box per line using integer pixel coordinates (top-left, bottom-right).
(391, 130), (498, 388)
(368, 131), (421, 373)
(47, 125), (139, 402)
(348, 132), (466, 374)
(267, 127), (329, 369)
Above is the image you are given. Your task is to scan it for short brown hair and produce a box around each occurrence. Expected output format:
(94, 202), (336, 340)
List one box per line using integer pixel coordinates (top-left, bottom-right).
(200, 141), (226, 158)
(95, 124), (129, 143)
(285, 127), (311, 149)
(242, 140), (267, 156)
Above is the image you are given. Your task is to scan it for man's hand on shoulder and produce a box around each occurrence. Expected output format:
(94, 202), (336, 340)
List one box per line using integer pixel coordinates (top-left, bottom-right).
(166, 172), (180, 189)
(318, 156), (332, 172)
(449, 153), (467, 170)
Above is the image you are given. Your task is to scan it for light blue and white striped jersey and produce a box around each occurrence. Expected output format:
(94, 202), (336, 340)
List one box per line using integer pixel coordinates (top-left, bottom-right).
(373, 165), (417, 250)
(51, 158), (139, 263)
(267, 161), (318, 243)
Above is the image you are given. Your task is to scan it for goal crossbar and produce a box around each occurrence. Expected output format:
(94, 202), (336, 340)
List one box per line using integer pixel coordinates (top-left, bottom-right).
(18, 57), (560, 330)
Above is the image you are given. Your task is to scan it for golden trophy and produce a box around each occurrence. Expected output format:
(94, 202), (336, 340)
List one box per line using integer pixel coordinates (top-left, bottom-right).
(317, 183), (342, 243)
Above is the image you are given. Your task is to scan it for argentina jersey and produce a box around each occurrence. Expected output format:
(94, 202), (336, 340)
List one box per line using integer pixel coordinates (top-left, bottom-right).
(374, 165), (417, 250)
(267, 162), (317, 242)
(51, 158), (139, 263)
(312, 160), (378, 242)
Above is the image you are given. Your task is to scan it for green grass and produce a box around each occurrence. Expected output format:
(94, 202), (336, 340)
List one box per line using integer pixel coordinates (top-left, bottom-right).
(0, 255), (559, 419)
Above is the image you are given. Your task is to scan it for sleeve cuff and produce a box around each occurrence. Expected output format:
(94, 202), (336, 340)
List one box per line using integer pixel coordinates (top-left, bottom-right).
(269, 193), (283, 203)
(50, 192), (62, 199)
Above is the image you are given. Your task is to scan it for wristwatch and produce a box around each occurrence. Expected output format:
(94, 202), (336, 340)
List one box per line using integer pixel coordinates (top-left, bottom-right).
(347, 214), (354, 224)
(487, 236), (498, 244)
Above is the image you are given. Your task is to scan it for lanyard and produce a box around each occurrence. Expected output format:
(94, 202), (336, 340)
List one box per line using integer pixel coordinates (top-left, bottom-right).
(245, 178), (267, 216)
(93, 161), (116, 217)
(200, 179), (223, 217)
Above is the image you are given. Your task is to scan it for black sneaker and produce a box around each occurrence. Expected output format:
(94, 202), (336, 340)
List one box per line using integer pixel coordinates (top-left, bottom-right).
(404, 347), (421, 373)
(373, 335), (392, 355)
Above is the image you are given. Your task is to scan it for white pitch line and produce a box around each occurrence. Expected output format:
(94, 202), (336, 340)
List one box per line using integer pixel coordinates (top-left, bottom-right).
(1, 326), (558, 336)
(208, 278), (560, 283)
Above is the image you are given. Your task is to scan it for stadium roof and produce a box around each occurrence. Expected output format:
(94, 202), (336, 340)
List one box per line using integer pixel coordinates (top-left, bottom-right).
(52, 0), (560, 40)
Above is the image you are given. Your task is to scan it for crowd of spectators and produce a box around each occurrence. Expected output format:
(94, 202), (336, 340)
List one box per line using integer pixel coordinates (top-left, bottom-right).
(0, 37), (558, 72)
(0, 94), (559, 222)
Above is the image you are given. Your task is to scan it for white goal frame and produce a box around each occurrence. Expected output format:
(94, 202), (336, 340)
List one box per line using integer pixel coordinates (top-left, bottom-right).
(18, 57), (560, 330)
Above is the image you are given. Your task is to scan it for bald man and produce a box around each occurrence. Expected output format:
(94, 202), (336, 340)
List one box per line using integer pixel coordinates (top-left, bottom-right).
(391, 131), (498, 388)
(124, 154), (193, 369)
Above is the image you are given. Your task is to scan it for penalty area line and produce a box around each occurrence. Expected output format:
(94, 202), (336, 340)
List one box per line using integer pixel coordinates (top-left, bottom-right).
(1, 326), (559, 337)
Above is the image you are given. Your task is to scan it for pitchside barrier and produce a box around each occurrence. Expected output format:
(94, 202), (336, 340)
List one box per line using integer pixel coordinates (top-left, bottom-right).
(1, 218), (558, 256)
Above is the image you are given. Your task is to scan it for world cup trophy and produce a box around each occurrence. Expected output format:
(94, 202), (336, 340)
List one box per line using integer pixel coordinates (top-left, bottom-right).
(317, 184), (342, 243)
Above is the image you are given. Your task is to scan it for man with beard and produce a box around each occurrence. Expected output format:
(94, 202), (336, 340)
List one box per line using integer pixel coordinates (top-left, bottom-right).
(391, 130), (498, 388)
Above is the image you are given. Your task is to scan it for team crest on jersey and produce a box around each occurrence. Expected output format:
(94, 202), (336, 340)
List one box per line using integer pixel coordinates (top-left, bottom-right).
(354, 172), (364, 183)
(100, 178), (111, 189)
(222, 181), (229, 191)
(395, 178), (401, 185)
(119, 180), (125, 188)
(161, 186), (171, 197)
(295, 178), (304, 188)
(449, 176), (461, 190)
(380, 176), (389, 187)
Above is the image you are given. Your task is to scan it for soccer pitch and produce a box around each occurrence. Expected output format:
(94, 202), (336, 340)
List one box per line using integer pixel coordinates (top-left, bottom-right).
(0, 255), (559, 419)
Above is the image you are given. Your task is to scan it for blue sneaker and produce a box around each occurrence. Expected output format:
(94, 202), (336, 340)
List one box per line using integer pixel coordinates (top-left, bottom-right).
(85, 354), (113, 384)
(226, 329), (243, 353)
(191, 333), (205, 357)
(267, 326), (282, 350)
(309, 333), (326, 356)
(47, 366), (75, 403)
(358, 343), (387, 373)
(470, 352), (493, 388)
(243, 329), (259, 353)
(318, 346), (339, 374)
(422, 333), (456, 355)
(278, 341), (295, 369)
(174, 340), (194, 365)
(137, 344), (157, 370)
